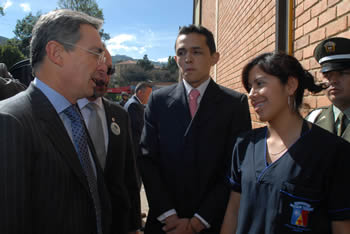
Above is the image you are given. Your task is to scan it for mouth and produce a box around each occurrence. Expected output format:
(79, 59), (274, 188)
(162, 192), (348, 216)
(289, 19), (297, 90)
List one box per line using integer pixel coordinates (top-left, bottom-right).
(252, 101), (265, 112)
(91, 78), (106, 87)
(185, 68), (195, 72)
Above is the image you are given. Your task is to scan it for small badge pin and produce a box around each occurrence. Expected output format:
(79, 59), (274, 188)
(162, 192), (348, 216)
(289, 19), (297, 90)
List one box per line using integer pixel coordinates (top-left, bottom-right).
(111, 122), (120, 136)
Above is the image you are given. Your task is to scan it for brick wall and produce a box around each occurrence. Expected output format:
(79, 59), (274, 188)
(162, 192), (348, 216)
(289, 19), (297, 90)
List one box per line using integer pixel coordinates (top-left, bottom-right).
(294, 0), (350, 115)
(199, 0), (350, 128)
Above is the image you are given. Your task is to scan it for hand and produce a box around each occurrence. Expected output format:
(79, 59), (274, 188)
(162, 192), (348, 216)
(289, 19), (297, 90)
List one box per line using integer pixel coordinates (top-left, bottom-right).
(190, 217), (205, 233)
(162, 214), (179, 232)
(165, 218), (194, 234)
(127, 231), (140, 234)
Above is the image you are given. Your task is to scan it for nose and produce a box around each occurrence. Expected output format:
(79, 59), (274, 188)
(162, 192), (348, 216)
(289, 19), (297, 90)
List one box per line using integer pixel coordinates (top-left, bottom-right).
(325, 72), (339, 85)
(248, 87), (255, 99)
(185, 53), (193, 63)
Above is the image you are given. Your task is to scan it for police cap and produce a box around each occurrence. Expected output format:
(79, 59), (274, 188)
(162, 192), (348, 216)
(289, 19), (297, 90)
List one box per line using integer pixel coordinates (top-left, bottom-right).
(313, 37), (350, 73)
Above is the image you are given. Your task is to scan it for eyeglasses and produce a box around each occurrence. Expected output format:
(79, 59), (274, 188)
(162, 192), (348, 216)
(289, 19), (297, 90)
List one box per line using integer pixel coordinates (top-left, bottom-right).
(61, 41), (106, 65)
(107, 66), (115, 76)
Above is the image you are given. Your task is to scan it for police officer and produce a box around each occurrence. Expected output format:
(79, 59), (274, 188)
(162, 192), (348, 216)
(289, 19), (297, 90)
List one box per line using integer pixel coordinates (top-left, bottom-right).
(307, 37), (350, 142)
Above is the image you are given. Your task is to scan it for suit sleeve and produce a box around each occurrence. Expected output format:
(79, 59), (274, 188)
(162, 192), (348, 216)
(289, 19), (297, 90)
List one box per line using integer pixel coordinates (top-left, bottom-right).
(196, 93), (251, 226)
(124, 113), (142, 231)
(0, 113), (32, 233)
(127, 103), (143, 149)
(139, 92), (175, 218)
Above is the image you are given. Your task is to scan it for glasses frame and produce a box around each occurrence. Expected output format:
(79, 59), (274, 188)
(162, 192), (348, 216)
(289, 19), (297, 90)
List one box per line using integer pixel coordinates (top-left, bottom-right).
(61, 41), (106, 65)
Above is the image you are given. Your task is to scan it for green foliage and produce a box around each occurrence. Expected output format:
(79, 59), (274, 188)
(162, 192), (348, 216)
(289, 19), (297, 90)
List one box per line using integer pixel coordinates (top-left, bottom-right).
(57, 0), (110, 41)
(167, 56), (178, 74)
(13, 12), (41, 57)
(0, 44), (25, 68)
(137, 54), (154, 71)
(0, 6), (4, 16)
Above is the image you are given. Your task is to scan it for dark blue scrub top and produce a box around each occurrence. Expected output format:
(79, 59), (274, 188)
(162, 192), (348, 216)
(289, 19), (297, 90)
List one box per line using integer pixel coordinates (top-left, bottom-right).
(230, 122), (350, 234)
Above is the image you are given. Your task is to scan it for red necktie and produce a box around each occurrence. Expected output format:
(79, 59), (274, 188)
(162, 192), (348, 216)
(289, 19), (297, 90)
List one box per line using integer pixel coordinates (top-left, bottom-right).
(189, 89), (200, 118)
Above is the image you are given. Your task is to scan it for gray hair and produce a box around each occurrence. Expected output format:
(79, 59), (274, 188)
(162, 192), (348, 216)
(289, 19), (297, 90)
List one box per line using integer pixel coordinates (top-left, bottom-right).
(135, 82), (152, 93)
(30, 9), (103, 74)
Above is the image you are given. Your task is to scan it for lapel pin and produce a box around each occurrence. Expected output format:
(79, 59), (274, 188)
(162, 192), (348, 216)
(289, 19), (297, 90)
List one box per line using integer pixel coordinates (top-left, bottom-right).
(111, 121), (120, 136)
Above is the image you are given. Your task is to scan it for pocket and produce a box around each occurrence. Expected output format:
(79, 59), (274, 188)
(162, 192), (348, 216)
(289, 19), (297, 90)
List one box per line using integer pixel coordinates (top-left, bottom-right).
(275, 182), (329, 233)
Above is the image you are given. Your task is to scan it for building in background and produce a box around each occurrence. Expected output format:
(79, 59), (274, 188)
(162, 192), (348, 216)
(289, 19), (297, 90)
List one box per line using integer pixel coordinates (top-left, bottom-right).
(193, 0), (350, 127)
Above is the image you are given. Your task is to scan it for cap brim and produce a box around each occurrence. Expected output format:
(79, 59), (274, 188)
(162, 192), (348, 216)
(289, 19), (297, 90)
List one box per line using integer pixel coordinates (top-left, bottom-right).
(321, 62), (350, 73)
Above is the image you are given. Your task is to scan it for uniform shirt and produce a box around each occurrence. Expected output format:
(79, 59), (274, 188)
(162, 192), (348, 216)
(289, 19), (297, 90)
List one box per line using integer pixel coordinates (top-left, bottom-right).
(230, 122), (350, 234)
(333, 105), (350, 133)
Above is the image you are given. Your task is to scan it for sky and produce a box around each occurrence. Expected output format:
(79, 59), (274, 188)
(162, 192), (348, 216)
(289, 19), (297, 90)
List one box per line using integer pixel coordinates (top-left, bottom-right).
(0, 0), (193, 62)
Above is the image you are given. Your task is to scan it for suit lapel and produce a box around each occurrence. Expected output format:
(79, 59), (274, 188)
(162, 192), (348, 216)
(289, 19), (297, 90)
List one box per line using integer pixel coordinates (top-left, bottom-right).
(195, 79), (223, 126)
(167, 82), (192, 130)
(315, 106), (335, 134)
(29, 84), (90, 191)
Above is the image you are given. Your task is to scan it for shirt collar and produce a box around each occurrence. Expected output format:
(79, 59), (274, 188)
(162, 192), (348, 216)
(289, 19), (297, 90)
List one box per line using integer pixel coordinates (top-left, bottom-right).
(134, 94), (142, 104)
(182, 77), (211, 97)
(33, 78), (71, 114)
(77, 97), (103, 110)
(333, 105), (350, 121)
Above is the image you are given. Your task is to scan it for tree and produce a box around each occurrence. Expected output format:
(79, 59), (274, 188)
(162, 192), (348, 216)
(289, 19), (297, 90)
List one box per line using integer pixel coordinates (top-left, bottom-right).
(0, 7), (4, 16)
(57, 0), (110, 41)
(0, 44), (25, 68)
(137, 54), (154, 71)
(13, 12), (41, 57)
(167, 56), (178, 74)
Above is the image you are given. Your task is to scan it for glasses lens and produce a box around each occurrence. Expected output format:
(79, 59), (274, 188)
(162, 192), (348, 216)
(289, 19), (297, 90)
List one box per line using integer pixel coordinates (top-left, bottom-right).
(98, 51), (106, 64)
(107, 67), (115, 75)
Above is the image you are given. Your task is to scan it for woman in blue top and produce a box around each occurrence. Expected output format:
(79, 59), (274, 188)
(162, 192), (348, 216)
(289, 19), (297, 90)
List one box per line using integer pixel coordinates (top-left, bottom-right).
(220, 52), (350, 234)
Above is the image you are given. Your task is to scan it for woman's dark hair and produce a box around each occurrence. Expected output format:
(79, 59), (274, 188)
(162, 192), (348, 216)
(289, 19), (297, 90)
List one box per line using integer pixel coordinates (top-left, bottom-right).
(242, 52), (325, 110)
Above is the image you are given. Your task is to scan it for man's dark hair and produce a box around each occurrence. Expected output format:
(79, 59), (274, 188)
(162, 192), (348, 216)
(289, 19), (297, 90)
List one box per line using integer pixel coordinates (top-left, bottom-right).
(135, 82), (152, 93)
(175, 24), (216, 54)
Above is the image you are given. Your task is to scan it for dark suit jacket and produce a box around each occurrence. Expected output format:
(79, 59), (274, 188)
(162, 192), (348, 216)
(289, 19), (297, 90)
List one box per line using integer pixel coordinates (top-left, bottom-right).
(101, 98), (141, 233)
(312, 105), (350, 142)
(139, 80), (252, 234)
(124, 95), (144, 152)
(0, 76), (27, 100)
(0, 84), (112, 234)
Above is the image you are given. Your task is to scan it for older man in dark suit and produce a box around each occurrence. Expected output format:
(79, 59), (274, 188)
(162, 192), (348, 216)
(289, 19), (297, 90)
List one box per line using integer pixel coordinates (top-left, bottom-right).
(124, 82), (152, 154)
(78, 48), (141, 234)
(0, 9), (111, 234)
(139, 25), (252, 234)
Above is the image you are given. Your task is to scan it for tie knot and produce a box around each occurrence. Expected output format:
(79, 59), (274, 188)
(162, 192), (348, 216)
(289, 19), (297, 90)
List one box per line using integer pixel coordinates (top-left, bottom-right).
(189, 89), (200, 100)
(63, 105), (81, 122)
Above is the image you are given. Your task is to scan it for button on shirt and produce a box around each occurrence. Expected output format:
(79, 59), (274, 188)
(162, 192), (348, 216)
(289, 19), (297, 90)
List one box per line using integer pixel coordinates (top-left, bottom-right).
(33, 78), (97, 175)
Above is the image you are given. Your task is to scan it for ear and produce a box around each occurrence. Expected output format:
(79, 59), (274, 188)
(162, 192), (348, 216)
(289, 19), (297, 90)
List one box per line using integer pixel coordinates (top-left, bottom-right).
(210, 52), (220, 66)
(45, 41), (65, 67)
(286, 76), (298, 96)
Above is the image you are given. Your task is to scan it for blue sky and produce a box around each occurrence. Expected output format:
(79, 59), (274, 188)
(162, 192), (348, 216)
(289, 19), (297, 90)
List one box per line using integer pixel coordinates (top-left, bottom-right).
(0, 0), (193, 62)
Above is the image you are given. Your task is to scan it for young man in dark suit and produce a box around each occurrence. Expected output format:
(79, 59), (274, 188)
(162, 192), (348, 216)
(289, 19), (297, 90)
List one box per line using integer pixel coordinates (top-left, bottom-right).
(0, 9), (111, 234)
(139, 25), (252, 234)
(78, 48), (141, 234)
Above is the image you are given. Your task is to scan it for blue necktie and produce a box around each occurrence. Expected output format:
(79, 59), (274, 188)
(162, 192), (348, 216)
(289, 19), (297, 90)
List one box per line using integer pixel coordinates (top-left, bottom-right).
(63, 105), (102, 234)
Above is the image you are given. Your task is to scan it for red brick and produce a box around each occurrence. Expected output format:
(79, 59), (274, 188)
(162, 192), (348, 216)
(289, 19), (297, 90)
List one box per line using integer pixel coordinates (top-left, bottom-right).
(295, 3), (304, 17)
(311, 0), (327, 17)
(326, 16), (348, 37)
(295, 35), (309, 50)
(304, 0), (318, 11)
(317, 95), (331, 107)
(297, 9), (311, 27)
(338, 30), (350, 39)
(303, 45), (315, 59)
(319, 7), (336, 27)
(294, 50), (303, 60)
(310, 27), (326, 44)
(295, 26), (304, 39)
(337, 1), (350, 17)
(328, 0), (341, 8)
(304, 17), (318, 34)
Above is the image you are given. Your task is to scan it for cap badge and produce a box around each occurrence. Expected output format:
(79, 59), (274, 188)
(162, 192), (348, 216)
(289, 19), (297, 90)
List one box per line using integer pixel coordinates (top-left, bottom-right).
(324, 41), (336, 53)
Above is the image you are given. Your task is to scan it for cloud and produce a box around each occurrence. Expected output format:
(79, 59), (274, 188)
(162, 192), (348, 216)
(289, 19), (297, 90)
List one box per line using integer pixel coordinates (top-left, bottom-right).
(106, 33), (152, 56)
(157, 57), (169, 63)
(19, 3), (31, 12)
(3, 0), (13, 10)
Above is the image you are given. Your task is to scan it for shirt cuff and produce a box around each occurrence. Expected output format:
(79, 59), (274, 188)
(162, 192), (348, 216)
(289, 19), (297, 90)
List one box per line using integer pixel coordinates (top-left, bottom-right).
(157, 209), (177, 223)
(194, 213), (211, 229)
